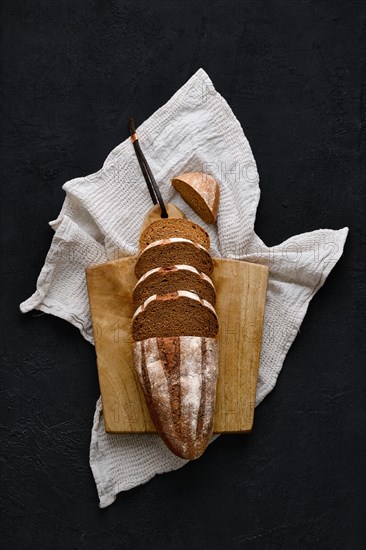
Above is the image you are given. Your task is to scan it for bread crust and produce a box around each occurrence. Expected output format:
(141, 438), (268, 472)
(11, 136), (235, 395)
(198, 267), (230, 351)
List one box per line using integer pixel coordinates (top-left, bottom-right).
(133, 336), (219, 459)
(172, 172), (220, 224)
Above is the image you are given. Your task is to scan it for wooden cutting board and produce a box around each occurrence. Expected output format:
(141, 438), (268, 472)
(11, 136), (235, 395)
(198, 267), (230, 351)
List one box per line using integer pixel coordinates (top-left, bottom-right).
(86, 256), (268, 434)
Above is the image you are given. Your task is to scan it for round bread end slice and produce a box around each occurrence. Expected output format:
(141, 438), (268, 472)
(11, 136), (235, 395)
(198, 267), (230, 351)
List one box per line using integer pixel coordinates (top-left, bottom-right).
(171, 172), (220, 224)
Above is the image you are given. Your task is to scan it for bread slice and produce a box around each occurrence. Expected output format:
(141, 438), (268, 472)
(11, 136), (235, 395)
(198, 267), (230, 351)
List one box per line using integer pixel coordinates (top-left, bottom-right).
(171, 172), (220, 224)
(139, 217), (210, 252)
(132, 264), (216, 309)
(139, 203), (185, 235)
(133, 336), (219, 459)
(134, 238), (214, 280)
(131, 290), (219, 341)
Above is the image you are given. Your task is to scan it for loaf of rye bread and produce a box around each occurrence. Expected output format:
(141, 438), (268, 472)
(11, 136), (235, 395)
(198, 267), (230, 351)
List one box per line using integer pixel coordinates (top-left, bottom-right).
(133, 336), (219, 459)
(134, 238), (214, 280)
(132, 264), (216, 309)
(171, 172), (220, 224)
(132, 290), (218, 341)
(132, 210), (219, 460)
(139, 217), (210, 252)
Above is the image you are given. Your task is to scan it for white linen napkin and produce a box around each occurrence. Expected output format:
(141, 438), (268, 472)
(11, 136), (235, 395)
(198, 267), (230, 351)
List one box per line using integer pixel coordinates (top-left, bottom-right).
(20, 68), (348, 508)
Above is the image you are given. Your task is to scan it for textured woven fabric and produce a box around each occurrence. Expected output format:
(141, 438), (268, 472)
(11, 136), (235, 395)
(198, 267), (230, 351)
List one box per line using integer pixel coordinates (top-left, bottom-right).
(20, 68), (348, 508)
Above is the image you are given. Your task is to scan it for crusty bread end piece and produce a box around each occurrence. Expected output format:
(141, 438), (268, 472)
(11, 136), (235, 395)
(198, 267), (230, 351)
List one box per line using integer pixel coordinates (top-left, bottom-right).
(171, 172), (220, 224)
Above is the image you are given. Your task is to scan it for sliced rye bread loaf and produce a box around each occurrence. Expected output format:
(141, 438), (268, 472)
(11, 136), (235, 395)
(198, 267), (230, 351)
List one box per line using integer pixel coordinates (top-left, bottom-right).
(134, 238), (214, 280)
(132, 264), (216, 309)
(131, 290), (219, 341)
(171, 172), (220, 224)
(139, 217), (210, 252)
(133, 336), (219, 459)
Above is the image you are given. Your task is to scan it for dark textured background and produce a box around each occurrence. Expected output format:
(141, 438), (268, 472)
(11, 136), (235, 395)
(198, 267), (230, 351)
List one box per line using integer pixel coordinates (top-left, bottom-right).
(1, 1), (365, 549)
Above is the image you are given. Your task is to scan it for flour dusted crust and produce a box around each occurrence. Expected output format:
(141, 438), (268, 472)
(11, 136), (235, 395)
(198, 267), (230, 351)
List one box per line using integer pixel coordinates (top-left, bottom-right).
(132, 264), (216, 308)
(134, 238), (214, 279)
(133, 336), (219, 459)
(132, 290), (218, 341)
(171, 172), (220, 224)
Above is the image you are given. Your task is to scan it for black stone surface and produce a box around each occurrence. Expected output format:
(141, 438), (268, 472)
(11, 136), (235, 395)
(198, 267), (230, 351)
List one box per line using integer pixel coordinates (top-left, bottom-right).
(1, 1), (365, 549)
